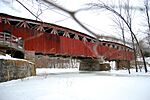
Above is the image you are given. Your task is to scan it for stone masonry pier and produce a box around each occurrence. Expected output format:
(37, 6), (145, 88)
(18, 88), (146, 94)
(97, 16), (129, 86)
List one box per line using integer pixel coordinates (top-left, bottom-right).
(79, 59), (111, 71)
(0, 58), (36, 82)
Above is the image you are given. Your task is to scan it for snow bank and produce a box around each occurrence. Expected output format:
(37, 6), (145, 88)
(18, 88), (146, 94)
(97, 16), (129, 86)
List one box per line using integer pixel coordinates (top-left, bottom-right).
(36, 67), (150, 77)
(36, 68), (79, 75)
(0, 68), (150, 100)
(145, 57), (150, 64)
(109, 68), (150, 76)
(0, 55), (34, 64)
(137, 57), (150, 64)
(1, 55), (150, 100)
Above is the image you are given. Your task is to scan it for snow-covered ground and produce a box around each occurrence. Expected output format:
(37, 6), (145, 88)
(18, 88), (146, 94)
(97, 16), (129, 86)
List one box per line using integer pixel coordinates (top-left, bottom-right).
(0, 67), (150, 100)
(1, 55), (150, 100)
(0, 54), (33, 64)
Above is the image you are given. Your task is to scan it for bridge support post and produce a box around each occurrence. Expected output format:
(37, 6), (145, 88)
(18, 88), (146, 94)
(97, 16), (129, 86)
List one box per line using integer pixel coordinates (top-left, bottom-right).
(79, 59), (110, 71)
(115, 60), (130, 70)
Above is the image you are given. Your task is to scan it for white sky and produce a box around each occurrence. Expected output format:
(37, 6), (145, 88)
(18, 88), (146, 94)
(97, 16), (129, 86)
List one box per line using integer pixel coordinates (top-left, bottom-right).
(0, 0), (148, 40)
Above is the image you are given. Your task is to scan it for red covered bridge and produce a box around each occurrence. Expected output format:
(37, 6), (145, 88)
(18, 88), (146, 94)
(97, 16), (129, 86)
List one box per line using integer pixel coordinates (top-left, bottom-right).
(0, 13), (134, 70)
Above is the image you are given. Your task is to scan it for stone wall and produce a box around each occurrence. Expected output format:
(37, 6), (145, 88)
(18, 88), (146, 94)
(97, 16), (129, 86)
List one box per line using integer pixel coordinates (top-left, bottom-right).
(0, 59), (36, 82)
(79, 59), (111, 71)
(116, 60), (130, 69)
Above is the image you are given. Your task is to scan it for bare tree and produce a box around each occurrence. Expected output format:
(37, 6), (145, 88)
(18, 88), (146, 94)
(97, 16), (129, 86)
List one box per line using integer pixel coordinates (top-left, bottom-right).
(111, 0), (132, 73)
(16, 0), (147, 72)
(89, 0), (147, 72)
(41, 0), (107, 64)
(3, 0), (147, 72)
(144, 0), (150, 47)
(123, 0), (138, 72)
(112, 1), (126, 46)
(112, 0), (139, 73)
(34, 0), (56, 20)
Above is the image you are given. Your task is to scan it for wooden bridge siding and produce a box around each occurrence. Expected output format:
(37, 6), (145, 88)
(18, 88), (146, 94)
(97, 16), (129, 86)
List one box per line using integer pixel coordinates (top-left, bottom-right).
(0, 24), (2, 32)
(12, 26), (44, 52)
(0, 13), (134, 61)
(84, 42), (95, 57)
(44, 33), (60, 54)
(0, 22), (134, 60)
(3, 25), (57, 54)
(60, 36), (72, 55)
(98, 45), (110, 59)
(60, 36), (93, 57)
(11, 25), (91, 57)
(28, 33), (60, 54)
(97, 43), (134, 61)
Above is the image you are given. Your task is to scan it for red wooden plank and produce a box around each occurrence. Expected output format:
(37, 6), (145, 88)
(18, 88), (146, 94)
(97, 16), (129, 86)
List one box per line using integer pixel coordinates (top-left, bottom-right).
(0, 16), (135, 61)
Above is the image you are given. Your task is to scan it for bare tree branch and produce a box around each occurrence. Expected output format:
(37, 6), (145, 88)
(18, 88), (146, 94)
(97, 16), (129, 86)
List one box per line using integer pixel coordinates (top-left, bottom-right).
(89, 0), (147, 72)
(144, 0), (150, 47)
(42, 0), (106, 63)
(16, 0), (42, 21)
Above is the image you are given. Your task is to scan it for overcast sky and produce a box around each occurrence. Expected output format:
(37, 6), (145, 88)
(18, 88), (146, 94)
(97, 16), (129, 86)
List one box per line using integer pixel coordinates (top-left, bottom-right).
(0, 0), (148, 40)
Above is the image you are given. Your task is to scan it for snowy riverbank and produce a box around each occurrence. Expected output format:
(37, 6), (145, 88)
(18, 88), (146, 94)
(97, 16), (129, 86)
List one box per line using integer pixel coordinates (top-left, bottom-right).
(0, 68), (150, 100)
(1, 55), (150, 100)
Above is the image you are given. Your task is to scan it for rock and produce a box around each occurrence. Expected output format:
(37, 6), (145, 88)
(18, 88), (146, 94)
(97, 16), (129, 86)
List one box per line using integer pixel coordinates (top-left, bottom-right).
(0, 59), (36, 82)
(79, 59), (111, 71)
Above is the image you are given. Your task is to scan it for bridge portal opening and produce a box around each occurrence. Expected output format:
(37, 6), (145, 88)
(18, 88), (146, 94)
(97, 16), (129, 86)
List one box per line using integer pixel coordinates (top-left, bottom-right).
(6, 50), (24, 59)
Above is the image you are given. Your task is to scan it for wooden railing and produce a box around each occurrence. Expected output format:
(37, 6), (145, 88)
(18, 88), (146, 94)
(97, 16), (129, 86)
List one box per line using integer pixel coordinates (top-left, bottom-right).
(0, 32), (24, 50)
